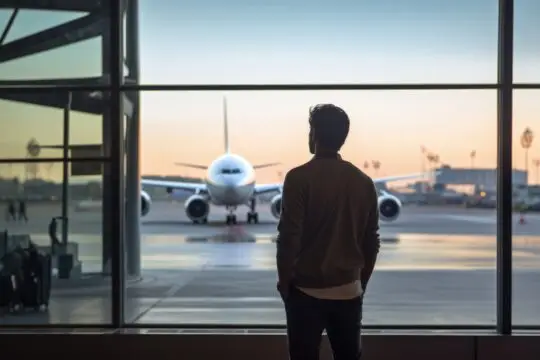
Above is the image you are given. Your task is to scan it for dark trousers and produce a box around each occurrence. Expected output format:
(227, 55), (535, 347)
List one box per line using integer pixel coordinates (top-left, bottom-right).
(284, 286), (363, 360)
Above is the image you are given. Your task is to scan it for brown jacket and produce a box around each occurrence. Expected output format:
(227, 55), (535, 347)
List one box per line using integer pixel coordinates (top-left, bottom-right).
(276, 153), (380, 289)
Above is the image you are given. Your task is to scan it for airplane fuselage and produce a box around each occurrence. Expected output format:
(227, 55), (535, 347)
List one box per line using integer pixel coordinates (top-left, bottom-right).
(204, 153), (256, 206)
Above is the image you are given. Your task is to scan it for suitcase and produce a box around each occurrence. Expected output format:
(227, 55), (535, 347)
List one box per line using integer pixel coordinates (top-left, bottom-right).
(20, 249), (52, 310)
(0, 252), (24, 312)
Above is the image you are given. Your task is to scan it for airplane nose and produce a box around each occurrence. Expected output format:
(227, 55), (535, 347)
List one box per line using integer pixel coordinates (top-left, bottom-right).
(222, 177), (237, 187)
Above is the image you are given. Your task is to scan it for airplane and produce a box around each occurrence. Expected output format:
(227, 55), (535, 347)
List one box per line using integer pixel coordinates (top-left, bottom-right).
(140, 97), (437, 225)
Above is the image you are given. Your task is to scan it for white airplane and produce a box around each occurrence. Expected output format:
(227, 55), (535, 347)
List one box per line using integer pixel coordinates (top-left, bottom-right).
(140, 98), (436, 225)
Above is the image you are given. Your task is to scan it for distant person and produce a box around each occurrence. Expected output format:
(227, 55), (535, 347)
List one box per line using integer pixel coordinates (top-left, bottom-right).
(276, 104), (380, 360)
(6, 199), (16, 222)
(48, 217), (61, 248)
(17, 199), (27, 223)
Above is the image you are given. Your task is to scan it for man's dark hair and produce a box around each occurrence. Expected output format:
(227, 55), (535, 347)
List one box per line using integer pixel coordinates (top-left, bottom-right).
(309, 104), (350, 152)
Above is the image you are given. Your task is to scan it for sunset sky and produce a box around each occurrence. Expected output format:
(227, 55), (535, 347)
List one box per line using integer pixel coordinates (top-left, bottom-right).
(0, 0), (540, 183)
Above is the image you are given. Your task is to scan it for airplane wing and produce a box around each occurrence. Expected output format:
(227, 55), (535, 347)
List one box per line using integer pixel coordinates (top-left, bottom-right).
(174, 162), (208, 170)
(373, 171), (439, 184)
(141, 178), (207, 194)
(252, 171), (436, 196)
(254, 183), (283, 195)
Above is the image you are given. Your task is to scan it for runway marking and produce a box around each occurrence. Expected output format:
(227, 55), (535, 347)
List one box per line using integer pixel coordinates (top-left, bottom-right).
(426, 214), (496, 225)
(150, 308), (283, 313)
(156, 297), (281, 303)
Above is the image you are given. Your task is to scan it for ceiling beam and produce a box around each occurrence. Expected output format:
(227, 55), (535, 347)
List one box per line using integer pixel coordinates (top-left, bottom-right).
(0, 0), (104, 13)
(0, 90), (133, 117)
(0, 76), (108, 86)
(0, 91), (105, 115)
(0, 12), (106, 64)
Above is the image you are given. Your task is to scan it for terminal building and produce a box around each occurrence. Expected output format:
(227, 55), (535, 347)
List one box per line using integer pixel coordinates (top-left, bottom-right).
(0, 1), (538, 359)
(434, 166), (528, 190)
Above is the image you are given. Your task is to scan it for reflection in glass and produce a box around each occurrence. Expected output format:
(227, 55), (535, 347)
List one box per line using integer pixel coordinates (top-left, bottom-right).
(0, 9), (106, 82)
(138, 0), (498, 84)
(0, 92), (106, 160)
(512, 90), (540, 326)
(0, 161), (111, 325)
(130, 90), (497, 325)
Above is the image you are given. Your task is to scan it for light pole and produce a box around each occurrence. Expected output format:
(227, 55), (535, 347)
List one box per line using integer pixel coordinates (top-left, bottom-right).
(363, 160), (369, 173)
(470, 150), (476, 168)
(521, 127), (534, 184)
(420, 146), (427, 192)
(533, 159), (540, 184)
(371, 160), (381, 176)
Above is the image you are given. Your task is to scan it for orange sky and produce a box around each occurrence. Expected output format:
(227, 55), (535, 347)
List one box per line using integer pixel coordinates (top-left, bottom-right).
(1, 90), (539, 184)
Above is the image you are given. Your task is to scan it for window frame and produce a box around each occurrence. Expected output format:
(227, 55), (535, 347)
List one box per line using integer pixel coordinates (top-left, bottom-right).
(1, 0), (539, 333)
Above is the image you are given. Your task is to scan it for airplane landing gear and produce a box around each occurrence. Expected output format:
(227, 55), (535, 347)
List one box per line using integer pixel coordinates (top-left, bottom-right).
(247, 212), (258, 224)
(247, 198), (259, 224)
(226, 214), (237, 225)
(192, 217), (208, 224)
(226, 206), (237, 225)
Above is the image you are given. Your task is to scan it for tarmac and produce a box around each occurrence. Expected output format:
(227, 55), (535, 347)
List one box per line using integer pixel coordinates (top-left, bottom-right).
(1, 201), (540, 327)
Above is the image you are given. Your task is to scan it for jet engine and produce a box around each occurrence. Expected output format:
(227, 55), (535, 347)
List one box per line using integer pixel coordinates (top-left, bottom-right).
(185, 194), (210, 222)
(270, 194), (282, 220)
(141, 190), (152, 217)
(378, 193), (402, 222)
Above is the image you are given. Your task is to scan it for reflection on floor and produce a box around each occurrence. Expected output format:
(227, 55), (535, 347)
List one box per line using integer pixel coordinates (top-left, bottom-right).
(1, 204), (540, 326)
(1, 231), (540, 326)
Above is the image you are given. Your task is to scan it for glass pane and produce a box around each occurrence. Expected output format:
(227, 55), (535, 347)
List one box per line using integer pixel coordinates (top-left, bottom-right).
(0, 91), (111, 160)
(514, 0), (540, 83)
(512, 89), (540, 327)
(0, 10), (86, 44)
(0, 9), (107, 83)
(138, 0), (499, 85)
(0, 161), (111, 325)
(128, 89), (497, 326)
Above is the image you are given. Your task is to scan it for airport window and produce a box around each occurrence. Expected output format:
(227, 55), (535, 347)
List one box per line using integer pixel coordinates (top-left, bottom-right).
(0, 0), (539, 334)
(514, 0), (540, 83)
(138, 0), (499, 85)
(0, 161), (112, 325)
(512, 89), (540, 327)
(0, 9), (106, 83)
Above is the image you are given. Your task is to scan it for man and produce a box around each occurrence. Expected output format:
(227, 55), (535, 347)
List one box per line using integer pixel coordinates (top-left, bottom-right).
(18, 199), (28, 223)
(6, 199), (16, 222)
(276, 104), (380, 360)
(48, 217), (62, 248)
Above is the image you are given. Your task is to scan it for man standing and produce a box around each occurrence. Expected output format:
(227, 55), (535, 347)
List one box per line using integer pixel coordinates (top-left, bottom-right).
(18, 199), (28, 223)
(276, 104), (380, 360)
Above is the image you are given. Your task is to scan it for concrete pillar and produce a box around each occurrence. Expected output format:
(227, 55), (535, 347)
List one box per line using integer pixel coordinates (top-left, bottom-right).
(125, 0), (141, 277)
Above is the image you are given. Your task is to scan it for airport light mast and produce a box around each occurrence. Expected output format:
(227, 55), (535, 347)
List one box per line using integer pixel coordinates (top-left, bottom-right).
(533, 159), (540, 184)
(521, 127), (534, 184)
(470, 150), (476, 168)
(371, 160), (381, 176)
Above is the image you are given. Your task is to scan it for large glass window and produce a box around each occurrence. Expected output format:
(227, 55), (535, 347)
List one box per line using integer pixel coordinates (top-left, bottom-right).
(0, 161), (110, 325)
(514, 0), (540, 83)
(512, 89), (540, 327)
(138, 0), (499, 85)
(1, 0), (538, 332)
(0, 8), (108, 83)
(0, 94), (104, 160)
(127, 90), (497, 326)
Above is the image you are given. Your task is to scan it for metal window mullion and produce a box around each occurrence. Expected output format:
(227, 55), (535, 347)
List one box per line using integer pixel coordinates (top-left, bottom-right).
(109, 0), (125, 329)
(61, 92), (72, 246)
(496, 0), (514, 335)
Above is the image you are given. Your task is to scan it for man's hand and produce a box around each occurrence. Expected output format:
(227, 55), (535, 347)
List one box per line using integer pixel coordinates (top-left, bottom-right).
(277, 281), (290, 301)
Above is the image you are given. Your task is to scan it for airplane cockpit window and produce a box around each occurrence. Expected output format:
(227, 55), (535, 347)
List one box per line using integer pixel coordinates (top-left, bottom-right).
(220, 168), (242, 174)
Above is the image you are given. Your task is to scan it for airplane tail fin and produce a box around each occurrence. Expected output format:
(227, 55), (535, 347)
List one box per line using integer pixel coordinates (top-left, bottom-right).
(223, 96), (230, 153)
(253, 162), (281, 170)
